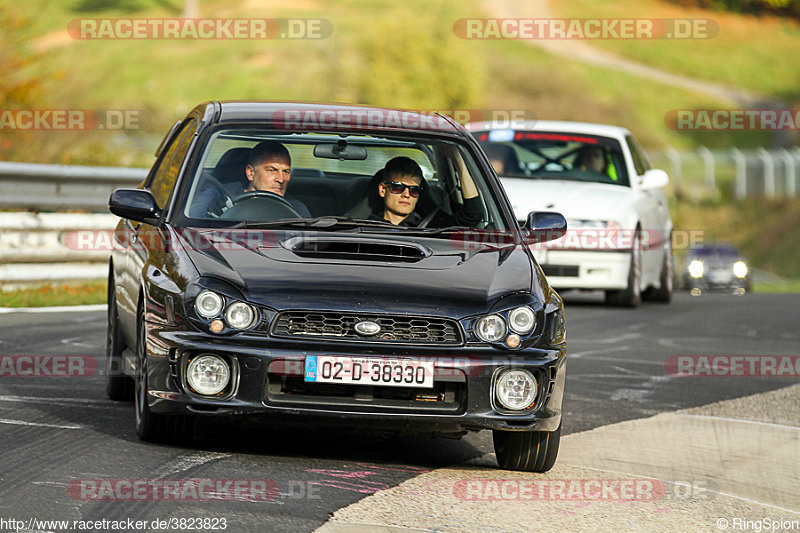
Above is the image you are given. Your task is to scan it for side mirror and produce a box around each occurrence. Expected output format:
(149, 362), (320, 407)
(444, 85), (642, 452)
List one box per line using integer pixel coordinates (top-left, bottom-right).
(640, 169), (669, 190)
(109, 188), (161, 224)
(524, 211), (567, 244)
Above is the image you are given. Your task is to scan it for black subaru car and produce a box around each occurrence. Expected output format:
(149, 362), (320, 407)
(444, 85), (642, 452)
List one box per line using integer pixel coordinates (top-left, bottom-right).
(106, 102), (567, 472)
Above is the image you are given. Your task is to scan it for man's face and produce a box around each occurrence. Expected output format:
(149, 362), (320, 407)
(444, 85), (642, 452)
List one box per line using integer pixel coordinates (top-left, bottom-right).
(379, 174), (421, 218)
(581, 147), (605, 173)
(246, 155), (291, 195)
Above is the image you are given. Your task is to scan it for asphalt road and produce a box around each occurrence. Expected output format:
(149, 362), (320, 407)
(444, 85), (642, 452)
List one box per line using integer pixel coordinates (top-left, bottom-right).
(0, 292), (797, 532)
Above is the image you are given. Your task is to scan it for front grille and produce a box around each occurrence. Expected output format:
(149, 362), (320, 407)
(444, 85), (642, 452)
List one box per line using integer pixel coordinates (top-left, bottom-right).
(271, 311), (462, 345)
(542, 265), (579, 277)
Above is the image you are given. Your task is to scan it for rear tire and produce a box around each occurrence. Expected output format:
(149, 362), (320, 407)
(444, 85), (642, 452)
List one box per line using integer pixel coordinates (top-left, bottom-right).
(493, 424), (561, 472)
(605, 229), (642, 307)
(134, 306), (195, 444)
(105, 279), (134, 401)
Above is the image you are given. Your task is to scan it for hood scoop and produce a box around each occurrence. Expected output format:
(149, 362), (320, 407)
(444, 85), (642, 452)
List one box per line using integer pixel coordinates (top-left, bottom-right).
(281, 236), (431, 263)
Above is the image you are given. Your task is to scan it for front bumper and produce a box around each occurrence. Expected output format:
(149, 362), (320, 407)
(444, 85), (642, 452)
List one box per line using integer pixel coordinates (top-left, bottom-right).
(539, 250), (630, 290)
(143, 326), (566, 435)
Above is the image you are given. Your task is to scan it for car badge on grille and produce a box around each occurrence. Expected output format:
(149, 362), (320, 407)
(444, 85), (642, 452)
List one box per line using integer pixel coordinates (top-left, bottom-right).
(354, 320), (381, 336)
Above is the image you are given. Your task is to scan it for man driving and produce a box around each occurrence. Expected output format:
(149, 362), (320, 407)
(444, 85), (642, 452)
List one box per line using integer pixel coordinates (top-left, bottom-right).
(190, 140), (310, 218)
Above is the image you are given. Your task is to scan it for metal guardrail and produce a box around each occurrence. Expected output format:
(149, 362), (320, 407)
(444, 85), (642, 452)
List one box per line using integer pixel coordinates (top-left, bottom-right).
(0, 161), (147, 212)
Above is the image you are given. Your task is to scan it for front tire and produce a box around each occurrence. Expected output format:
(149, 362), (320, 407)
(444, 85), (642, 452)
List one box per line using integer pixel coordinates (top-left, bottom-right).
(134, 306), (195, 443)
(644, 233), (673, 303)
(605, 229), (642, 307)
(493, 424), (561, 472)
(105, 279), (134, 401)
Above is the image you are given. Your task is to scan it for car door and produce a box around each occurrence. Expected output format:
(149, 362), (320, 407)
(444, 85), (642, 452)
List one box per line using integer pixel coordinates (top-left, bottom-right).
(119, 118), (198, 342)
(625, 135), (664, 285)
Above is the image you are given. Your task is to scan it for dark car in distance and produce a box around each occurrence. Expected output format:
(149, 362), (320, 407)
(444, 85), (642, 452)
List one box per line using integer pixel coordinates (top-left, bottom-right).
(106, 101), (568, 472)
(683, 243), (751, 294)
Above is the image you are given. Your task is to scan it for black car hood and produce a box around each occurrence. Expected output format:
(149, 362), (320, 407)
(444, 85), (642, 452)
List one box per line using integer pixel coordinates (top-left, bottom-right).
(177, 228), (537, 316)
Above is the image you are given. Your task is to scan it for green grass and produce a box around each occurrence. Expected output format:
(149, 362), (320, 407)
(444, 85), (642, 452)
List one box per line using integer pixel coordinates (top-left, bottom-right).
(4, 0), (786, 169)
(478, 37), (774, 150)
(552, 0), (800, 101)
(671, 197), (800, 278)
(0, 281), (107, 307)
(752, 279), (800, 293)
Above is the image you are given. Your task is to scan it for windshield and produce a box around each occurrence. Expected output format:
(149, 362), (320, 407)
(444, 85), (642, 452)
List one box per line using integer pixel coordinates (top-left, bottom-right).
(175, 129), (509, 232)
(473, 130), (629, 186)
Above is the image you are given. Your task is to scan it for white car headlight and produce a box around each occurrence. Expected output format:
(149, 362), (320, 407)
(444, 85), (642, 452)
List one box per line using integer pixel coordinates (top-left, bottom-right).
(733, 261), (748, 278)
(187, 354), (230, 396)
(688, 260), (704, 278)
(476, 314), (507, 342)
(508, 306), (535, 335)
(195, 290), (224, 318)
(495, 369), (538, 410)
(225, 302), (256, 330)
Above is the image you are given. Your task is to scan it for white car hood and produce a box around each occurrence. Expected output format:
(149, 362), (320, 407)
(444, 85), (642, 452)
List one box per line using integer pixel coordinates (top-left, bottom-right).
(500, 177), (633, 222)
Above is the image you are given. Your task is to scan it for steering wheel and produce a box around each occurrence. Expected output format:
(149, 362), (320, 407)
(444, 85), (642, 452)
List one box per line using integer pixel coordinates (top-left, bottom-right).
(219, 191), (301, 220)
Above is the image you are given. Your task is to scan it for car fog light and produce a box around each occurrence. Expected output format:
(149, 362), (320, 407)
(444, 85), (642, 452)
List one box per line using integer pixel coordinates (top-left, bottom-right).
(733, 261), (748, 278)
(506, 334), (521, 348)
(476, 314), (507, 343)
(209, 319), (224, 333)
(195, 290), (224, 318)
(508, 306), (535, 334)
(688, 260), (704, 278)
(187, 354), (230, 396)
(495, 369), (538, 410)
(225, 302), (256, 329)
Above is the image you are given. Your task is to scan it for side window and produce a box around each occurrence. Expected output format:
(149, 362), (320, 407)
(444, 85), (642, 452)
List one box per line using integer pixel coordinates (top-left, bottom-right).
(625, 135), (651, 176)
(149, 119), (197, 209)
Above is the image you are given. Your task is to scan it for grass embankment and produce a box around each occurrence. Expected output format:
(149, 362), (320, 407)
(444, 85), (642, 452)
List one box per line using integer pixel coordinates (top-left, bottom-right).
(671, 197), (800, 291)
(553, 0), (800, 102)
(8, 0), (789, 168)
(0, 281), (106, 307)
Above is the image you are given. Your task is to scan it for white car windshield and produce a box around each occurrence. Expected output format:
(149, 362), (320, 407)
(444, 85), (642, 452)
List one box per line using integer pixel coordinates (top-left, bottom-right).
(475, 130), (630, 186)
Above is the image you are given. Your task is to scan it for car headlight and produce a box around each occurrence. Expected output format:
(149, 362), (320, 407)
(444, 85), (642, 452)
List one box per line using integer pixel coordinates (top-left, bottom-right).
(733, 261), (748, 278)
(508, 306), (535, 334)
(476, 314), (507, 342)
(688, 260), (704, 278)
(495, 369), (538, 410)
(225, 302), (256, 329)
(195, 290), (224, 318)
(186, 354), (230, 396)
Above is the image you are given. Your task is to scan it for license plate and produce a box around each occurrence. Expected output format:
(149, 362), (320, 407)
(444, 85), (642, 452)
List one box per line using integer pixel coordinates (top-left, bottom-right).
(304, 356), (434, 388)
(710, 270), (732, 283)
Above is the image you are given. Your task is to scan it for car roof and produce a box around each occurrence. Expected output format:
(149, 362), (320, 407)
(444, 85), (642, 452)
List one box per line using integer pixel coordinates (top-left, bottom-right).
(465, 120), (632, 138)
(210, 101), (465, 136)
(689, 243), (741, 254)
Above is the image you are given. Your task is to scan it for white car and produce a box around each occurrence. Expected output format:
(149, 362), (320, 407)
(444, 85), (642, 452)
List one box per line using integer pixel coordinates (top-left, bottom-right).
(467, 120), (673, 306)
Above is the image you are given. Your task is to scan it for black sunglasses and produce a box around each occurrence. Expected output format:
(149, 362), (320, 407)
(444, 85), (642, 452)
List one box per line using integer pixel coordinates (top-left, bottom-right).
(385, 181), (422, 197)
